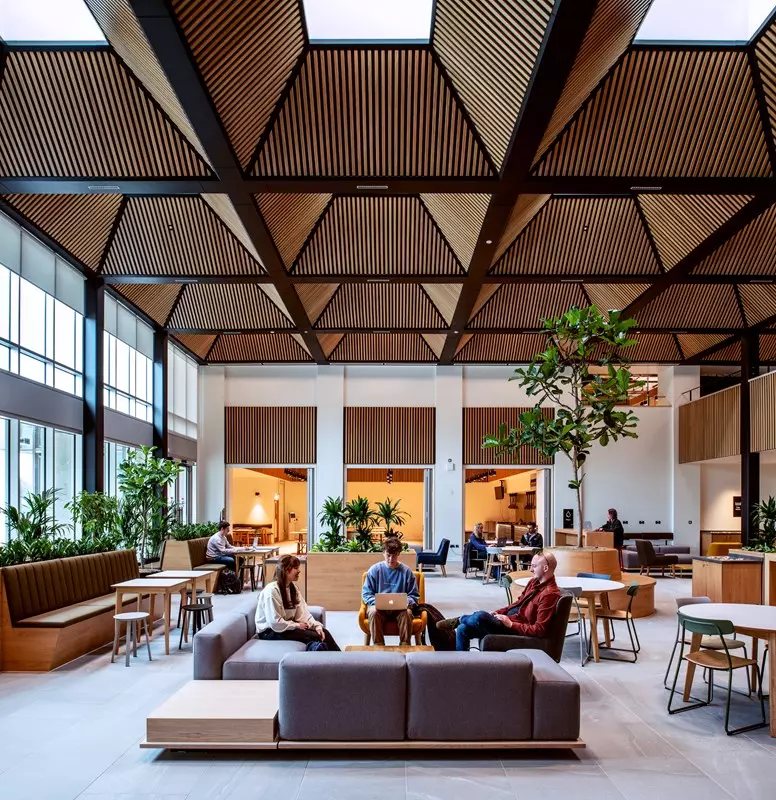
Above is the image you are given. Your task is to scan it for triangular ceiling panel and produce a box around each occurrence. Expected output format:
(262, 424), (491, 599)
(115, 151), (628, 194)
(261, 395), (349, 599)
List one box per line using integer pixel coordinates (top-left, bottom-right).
(290, 334), (311, 355)
(316, 285), (447, 330)
(102, 197), (264, 276)
(208, 333), (312, 363)
(677, 334), (731, 359)
(169, 284), (294, 330)
(201, 195), (263, 264)
(295, 284), (339, 325)
(329, 334), (436, 363)
(171, 0), (305, 168)
(694, 204), (776, 275)
(4, 194), (122, 270)
(420, 194), (490, 269)
(703, 340), (741, 362)
(254, 49), (493, 177)
(639, 194), (752, 270)
(456, 334), (473, 356)
(619, 334), (681, 363)
(257, 194), (331, 269)
(111, 283), (181, 327)
(637, 284), (744, 330)
(738, 284), (776, 326)
(493, 194), (551, 265)
(755, 17), (776, 155)
(421, 284), (462, 326)
(317, 334), (344, 358)
(454, 334), (549, 363)
(583, 284), (651, 317)
(171, 333), (217, 360)
(422, 334), (447, 359)
(470, 285), (500, 321)
(535, 49), (771, 178)
(760, 334), (776, 362)
(432, 0), (554, 167)
(294, 197), (463, 276)
(0, 50), (209, 177)
(469, 283), (587, 329)
(256, 284), (293, 323)
(491, 198), (659, 276)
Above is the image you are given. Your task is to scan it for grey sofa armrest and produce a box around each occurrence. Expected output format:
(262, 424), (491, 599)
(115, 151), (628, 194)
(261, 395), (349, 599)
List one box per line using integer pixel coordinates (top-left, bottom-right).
(193, 612), (249, 679)
(481, 634), (550, 655)
(308, 606), (326, 626)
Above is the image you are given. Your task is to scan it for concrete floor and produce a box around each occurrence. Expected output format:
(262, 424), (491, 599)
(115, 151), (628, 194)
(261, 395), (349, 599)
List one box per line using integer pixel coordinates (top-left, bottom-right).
(0, 562), (775, 799)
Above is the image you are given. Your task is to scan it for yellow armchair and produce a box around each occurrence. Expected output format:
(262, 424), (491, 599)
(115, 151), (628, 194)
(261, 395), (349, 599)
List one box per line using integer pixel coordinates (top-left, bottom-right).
(358, 570), (427, 645)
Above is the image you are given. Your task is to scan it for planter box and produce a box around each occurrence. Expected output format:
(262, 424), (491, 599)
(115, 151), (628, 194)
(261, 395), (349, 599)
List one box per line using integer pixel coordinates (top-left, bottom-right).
(306, 551), (418, 611)
(554, 529), (614, 548)
(728, 549), (776, 605)
(546, 546), (621, 582)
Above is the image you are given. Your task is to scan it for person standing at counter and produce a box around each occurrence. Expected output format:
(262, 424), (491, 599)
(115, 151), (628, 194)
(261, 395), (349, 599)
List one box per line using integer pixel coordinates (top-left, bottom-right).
(597, 508), (625, 567)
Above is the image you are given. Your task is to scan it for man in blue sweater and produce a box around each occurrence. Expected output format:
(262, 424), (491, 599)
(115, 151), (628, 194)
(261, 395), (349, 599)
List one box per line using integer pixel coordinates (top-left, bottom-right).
(362, 537), (419, 645)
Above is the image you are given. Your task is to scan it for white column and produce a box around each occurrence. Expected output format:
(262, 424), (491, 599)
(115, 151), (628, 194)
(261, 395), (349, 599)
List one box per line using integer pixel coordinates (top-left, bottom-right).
(314, 365), (345, 542)
(197, 366), (225, 522)
(434, 366), (463, 552)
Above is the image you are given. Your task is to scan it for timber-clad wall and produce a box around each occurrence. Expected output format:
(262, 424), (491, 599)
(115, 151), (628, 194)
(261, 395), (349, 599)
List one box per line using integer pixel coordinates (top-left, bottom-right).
(344, 408), (435, 465)
(463, 408), (553, 465)
(225, 407), (316, 464)
(678, 386), (740, 463)
(751, 372), (776, 453)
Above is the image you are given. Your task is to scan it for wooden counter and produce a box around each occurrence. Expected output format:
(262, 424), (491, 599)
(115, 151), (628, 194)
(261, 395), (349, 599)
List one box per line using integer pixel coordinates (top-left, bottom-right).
(728, 550), (776, 606)
(692, 556), (762, 604)
(554, 529), (614, 548)
(700, 531), (741, 556)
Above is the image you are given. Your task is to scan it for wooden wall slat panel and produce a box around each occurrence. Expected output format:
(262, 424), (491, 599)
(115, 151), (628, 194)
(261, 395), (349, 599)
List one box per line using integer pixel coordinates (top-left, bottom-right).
(225, 407), (316, 464)
(347, 468), (425, 483)
(678, 386), (740, 463)
(463, 408), (553, 466)
(751, 372), (776, 453)
(345, 408), (435, 465)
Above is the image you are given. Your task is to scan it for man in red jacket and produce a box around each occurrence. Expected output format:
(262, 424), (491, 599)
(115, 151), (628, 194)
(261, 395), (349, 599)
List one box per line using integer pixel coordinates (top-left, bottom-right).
(438, 551), (561, 651)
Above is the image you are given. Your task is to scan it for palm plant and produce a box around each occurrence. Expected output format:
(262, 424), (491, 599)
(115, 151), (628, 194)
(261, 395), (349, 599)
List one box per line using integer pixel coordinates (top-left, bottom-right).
(345, 496), (377, 550)
(373, 498), (410, 538)
(2, 489), (69, 541)
(317, 495), (346, 549)
(66, 491), (121, 540)
(748, 497), (776, 552)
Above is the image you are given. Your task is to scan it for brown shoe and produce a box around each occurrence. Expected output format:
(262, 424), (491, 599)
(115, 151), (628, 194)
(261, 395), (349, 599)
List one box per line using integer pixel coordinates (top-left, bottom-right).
(436, 617), (460, 631)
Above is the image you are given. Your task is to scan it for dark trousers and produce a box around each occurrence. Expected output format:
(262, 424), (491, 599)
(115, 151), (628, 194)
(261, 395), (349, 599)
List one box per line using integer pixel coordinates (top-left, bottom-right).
(455, 610), (517, 651)
(208, 555), (236, 571)
(259, 627), (341, 651)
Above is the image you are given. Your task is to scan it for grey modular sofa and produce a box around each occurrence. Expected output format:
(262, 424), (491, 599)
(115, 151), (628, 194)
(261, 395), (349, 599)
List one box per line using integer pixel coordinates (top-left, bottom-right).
(622, 544), (691, 571)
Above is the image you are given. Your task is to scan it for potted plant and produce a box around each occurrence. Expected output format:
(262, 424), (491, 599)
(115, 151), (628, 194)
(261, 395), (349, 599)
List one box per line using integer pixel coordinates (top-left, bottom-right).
(483, 306), (641, 548)
(745, 497), (776, 553)
(66, 491), (121, 540)
(374, 498), (410, 539)
(344, 495), (378, 551)
(313, 496), (347, 552)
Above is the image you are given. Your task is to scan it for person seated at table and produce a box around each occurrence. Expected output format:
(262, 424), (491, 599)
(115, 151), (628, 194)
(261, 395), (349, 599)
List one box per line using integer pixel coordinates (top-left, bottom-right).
(255, 555), (340, 650)
(362, 537), (419, 646)
(596, 508), (625, 567)
(518, 522), (543, 567)
(436, 551), (560, 651)
(206, 520), (244, 571)
(469, 522), (489, 555)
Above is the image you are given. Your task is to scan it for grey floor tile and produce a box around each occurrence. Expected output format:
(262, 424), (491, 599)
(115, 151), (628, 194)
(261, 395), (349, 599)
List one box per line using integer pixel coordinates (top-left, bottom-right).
(504, 763), (625, 800)
(601, 758), (734, 800)
(296, 760), (406, 800)
(406, 762), (512, 800)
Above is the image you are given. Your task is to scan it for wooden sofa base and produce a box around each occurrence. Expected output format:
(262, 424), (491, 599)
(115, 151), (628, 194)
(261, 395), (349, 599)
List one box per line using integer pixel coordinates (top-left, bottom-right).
(141, 739), (585, 751)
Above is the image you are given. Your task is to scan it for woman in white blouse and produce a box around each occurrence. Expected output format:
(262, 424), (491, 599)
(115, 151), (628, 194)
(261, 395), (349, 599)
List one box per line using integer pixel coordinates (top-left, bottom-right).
(255, 554), (340, 650)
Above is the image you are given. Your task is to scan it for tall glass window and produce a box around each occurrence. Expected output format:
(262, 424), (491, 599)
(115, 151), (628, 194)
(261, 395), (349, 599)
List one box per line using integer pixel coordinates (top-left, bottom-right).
(0, 417), (9, 541)
(168, 343), (198, 439)
(104, 440), (135, 498)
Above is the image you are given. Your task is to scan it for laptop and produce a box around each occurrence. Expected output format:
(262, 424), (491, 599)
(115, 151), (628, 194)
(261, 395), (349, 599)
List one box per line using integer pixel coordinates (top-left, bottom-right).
(375, 593), (408, 611)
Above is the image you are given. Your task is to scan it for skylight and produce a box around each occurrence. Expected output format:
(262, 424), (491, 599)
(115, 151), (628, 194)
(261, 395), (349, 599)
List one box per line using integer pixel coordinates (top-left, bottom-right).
(635, 0), (776, 42)
(0, 0), (106, 44)
(302, 0), (433, 43)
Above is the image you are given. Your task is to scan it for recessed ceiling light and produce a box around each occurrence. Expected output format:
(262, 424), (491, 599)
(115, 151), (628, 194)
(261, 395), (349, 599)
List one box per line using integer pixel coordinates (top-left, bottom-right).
(485, 239), (493, 245)
(87, 185), (120, 192)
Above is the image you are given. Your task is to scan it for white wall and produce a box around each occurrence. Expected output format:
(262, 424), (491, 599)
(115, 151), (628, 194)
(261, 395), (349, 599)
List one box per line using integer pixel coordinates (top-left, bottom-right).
(344, 365), (436, 406)
(700, 459), (776, 530)
(198, 366), (225, 522)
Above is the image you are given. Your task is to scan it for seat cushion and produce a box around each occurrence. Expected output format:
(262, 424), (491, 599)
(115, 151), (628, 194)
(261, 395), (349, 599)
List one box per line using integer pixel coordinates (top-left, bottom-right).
(223, 638), (306, 680)
(17, 591), (145, 628)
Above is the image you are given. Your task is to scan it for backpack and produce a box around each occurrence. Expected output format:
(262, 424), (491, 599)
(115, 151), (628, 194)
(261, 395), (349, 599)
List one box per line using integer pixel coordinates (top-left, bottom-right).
(414, 602), (456, 651)
(217, 568), (242, 595)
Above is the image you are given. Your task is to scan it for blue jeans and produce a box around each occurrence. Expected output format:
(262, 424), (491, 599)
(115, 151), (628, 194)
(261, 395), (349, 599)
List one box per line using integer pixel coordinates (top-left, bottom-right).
(208, 555), (236, 571)
(455, 610), (509, 651)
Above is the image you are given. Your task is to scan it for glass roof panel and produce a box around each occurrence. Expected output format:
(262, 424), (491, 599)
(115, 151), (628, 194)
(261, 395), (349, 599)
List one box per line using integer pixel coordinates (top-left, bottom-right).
(303, 0), (433, 43)
(635, 0), (775, 42)
(0, 0), (106, 44)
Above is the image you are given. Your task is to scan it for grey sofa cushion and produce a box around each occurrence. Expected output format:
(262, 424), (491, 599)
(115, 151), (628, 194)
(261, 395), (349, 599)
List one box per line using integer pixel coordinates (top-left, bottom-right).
(193, 612), (248, 679)
(507, 650), (580, 740)
(405, 652), (533, 741)
(308, 606), (326, 627)
(223, 638), (306, 680)
(279, 653), (406, 741)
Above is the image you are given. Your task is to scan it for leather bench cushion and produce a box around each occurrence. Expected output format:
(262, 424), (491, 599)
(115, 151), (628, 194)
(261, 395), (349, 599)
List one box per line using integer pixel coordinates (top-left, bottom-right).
(279, 652), (407, 741)
(406, 652), (533, 741)
(224, 638), (306, 680)
(189, 538), (209, 568)
(18, 592), (146, 628)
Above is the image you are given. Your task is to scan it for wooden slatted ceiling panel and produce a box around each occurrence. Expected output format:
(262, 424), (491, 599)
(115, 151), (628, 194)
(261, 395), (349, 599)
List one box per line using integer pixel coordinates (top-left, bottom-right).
(679, 386), (740, 463)
(463, 408), (553, 466)
(738, 284), (776, 326)
(583, 284), (650, 317)
(454, 333), (548, 363)
(677, 334), (731, 359)
(470, 286), (500, 320)
(111, 284), (181, 326)
(348, 468), (426, 483)
(330, 334), (436, 363)
(469, 283), (587, 329)
(209, 334), (312, 364)
(419, 194), (490, 270)
(345, 408), (435, 465)
(250, 467), (307, 482)
(290, 334), (311, 356)
(491, 198), (658, 276)
(316, 284), (447, 330)
(761, 334), (776, 362)
(225, 407), (316, 464)
(84, 0), (210, 166)
(755, 19), (776, 155)
(254, 48), (493, 177)
(704, 340), (742, 362)
(421, 334), (447, 359)
(0, 50), (208, 177)
(295, 284), (339, 325)
(534, 0), (653, 164)
(432, 0), (553, 168)
(169, 284), (294, 330)
(493, 194), (551, 265)
(617, 334), (681, 363)
(201, 195), (262, 264)
(172, 0), (304, 168)
(171, 333), (217, 360)
(694, 204), (776, 276)
(257, 194), (331, 269)
(317, 334), (344, 358)
(294, 197), (463, 276)
(4, 194), (121, 270)
(640, 195), (753, 271)
(102, 197), (264, 277)
(422, 285), (462, 325)
(751, 372), (776, 453)
(637, 284), (744, 330)
(465, 468), (532, 482)
(535, 49), (771, 178)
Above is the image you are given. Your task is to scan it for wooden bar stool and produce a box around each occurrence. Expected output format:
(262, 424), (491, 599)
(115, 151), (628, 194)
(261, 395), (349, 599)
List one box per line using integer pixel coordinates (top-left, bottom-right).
(111, 611), (152, 667)
(239, 561), (257, 591)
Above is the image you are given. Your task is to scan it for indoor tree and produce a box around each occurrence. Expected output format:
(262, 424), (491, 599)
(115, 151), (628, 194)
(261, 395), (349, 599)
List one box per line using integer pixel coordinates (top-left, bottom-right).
(344, 495), (377, 551)
(747, 496), (776, 552)
(66, 491), (121, 541)
(374, 498), (410, 539)
(315, 495), (347, 551)
(483, 306), (642, 548)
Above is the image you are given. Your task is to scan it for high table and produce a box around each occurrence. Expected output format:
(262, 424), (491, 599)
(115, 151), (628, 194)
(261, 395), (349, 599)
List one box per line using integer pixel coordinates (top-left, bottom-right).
(235, 547), (281, 589)
(148, 569), (216, 594)
(679, 603), (776, 737)
(112, 577), (190, 655)
(515, 576), (624, 662)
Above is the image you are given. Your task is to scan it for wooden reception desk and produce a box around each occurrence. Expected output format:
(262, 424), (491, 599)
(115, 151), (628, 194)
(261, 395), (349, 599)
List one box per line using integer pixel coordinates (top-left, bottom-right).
(554, 529), (614, 548)
(692, 556), (763, 604)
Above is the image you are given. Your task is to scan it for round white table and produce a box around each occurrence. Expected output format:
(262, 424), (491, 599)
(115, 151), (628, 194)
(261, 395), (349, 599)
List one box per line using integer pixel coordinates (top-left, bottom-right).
(515, 576), (624, 662)
(678, 603), (776, 737)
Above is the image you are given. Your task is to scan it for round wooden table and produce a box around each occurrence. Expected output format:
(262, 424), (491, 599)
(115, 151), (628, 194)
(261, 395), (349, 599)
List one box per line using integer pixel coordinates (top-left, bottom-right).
(678, 603), (776, 737)
(515, 576), (624, 662)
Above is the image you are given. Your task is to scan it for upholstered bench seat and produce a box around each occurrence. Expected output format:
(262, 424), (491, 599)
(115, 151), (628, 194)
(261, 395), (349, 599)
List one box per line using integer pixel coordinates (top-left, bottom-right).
(18, 592), (147, 628)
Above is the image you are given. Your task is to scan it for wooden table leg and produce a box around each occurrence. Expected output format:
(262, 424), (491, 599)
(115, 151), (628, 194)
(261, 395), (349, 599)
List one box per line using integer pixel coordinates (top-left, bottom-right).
(113, 590), (122, 654)
(181, 588), (189, 643)
(683, 632), (703, 701)
(600, 593), (612, 648)
(768, 633), (776, 738)
(752, 638), (759, 694)
(164, 592), (171, 655)
(588, 601), (600, 663)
